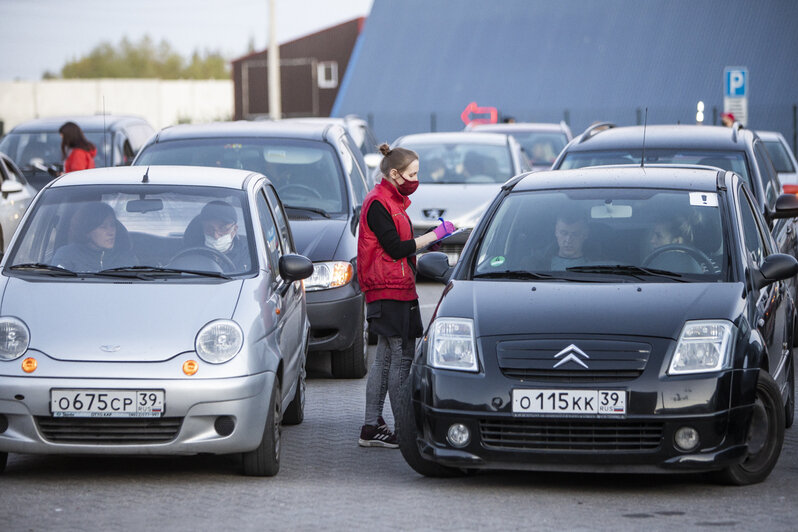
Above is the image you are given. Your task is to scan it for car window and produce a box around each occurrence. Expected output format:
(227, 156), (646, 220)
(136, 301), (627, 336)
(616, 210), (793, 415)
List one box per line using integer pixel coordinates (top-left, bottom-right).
(0, 131), (112, 169)
(511, 132), (568, 166)
(5, 184), (256, 277)
(753, 142), (780, 209)
(2, 156), (30, 185)
(136, 137), (347, 215)
(762, 140), (796, 173)
(737, 186), (768, 267)
(400, 142), (514, 184)
(264, 184), (294, 253)
(256, 188), (282, 281)
(340, 136), (368, 204)
(473, 187), (727, 281)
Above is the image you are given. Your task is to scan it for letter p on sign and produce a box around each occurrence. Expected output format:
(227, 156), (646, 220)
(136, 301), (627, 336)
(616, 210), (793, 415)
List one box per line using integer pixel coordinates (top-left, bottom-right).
(725, 68), (747, 98)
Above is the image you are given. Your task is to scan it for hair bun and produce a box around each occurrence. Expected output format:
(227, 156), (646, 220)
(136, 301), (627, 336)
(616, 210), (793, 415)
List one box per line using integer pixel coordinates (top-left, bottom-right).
(378, 143), (392, 156)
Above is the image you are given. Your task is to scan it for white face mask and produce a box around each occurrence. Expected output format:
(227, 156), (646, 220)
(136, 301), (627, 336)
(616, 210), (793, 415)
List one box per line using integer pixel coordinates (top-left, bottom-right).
(205, 233), (233, 252)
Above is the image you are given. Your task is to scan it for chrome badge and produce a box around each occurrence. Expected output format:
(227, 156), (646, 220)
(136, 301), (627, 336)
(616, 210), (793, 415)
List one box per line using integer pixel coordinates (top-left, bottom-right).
(553, 344), (589, 369)
(100, 345), (122, 353)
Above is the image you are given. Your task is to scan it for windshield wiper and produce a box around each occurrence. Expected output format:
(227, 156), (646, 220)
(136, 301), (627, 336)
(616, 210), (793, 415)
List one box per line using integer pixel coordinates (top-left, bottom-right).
(566, 264), (688, 282)
(96, 266), (231, 280)
(473, 270), (559, 280)
(283, 205), (331, 218)
(7, 263), (77, 276)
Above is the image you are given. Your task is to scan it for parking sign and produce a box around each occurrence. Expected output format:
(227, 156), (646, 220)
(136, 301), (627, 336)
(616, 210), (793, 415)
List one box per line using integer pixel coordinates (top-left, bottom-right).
(724, 68), (747, 98)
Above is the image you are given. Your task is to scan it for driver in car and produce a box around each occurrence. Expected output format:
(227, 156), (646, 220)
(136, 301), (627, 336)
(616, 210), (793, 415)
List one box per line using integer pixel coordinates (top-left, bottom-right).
(186, 200), (250, 272)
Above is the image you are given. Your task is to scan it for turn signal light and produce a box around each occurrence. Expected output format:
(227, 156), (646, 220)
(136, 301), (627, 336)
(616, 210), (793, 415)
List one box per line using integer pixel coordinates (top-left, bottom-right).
(783, 184), (798, 195)
(183, 360), (199, 376)
(21, 357), (37, 373)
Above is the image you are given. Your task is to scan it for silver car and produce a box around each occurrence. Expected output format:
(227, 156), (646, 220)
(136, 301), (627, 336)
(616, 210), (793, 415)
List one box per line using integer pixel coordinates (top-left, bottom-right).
(0, 165), (313, 476)
(0, 152), (37, 251)
(757, 130), (798, 190)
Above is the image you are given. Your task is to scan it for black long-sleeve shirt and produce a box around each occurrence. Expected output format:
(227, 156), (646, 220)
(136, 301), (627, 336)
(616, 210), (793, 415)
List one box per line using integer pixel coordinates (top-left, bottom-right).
(366, 201), (416, 259)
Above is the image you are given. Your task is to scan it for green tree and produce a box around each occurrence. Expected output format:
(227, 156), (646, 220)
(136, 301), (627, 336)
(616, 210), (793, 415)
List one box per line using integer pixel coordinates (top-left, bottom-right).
(58, 35), (229, 79)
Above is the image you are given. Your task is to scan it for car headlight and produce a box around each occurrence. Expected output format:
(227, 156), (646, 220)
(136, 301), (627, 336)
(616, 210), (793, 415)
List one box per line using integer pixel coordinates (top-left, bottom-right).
(668, 320), (734, 375)
(428, 318), (478, 372)
(304, 261), (353, 291)
(195, 319), (243, 364)
(0, 316), (30, 361)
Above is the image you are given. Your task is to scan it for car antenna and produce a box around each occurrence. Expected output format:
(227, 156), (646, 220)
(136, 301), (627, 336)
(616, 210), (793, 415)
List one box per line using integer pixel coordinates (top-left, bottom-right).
(640, 107), (648, 168)
(102, 96), (109, 168)
(142, 166), (150, 183)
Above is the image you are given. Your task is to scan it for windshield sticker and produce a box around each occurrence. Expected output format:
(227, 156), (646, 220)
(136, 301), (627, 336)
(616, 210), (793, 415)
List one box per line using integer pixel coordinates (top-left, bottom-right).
(223, 144), (242, 150)
(689, 192), (719, 207)
(490, 256), (506, 267)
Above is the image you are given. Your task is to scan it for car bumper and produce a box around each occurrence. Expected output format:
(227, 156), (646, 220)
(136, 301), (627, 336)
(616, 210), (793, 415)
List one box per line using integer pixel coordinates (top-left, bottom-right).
(0, 372), (275, 456)
(306, 284), (363, 352)
(410, 365), (757, 473)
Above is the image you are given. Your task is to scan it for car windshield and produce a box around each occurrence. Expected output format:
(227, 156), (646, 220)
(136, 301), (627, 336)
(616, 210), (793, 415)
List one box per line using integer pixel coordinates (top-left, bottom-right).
(135, 138), (347, 215)
(763, 140), (796, 173)
(4, 184), (256, 278)
(400, 142), (513, 184)
(511, 132), (568, 166)
(560, 149), (751, 186)
(0, 131), (111, 170)
(473, 187), (728, 282)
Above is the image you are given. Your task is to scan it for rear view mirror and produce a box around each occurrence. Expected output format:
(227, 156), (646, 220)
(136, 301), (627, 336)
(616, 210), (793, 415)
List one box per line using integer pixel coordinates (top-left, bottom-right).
(126, 198), (164, 213)
(0, 181), (23, 194)
(771, 194), (798, 219)
(279, 254), (314, 283)
(418, 252), (453, 283)
(755, 253), (798, 289)
(363, 153), (381, 169)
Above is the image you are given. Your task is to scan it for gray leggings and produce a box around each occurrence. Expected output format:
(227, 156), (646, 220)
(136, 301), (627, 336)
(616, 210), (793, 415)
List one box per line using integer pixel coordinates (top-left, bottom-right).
(364, 335), (414, 427)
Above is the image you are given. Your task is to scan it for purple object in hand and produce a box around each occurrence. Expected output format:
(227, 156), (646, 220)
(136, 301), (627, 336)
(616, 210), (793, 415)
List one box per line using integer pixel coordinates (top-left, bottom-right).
(433, 220), (456, 240)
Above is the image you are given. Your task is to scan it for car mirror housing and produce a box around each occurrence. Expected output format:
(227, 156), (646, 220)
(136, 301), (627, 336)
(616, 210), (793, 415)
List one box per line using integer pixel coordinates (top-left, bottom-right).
(363, 153), (382, 169)
(755, 253), (798, 289)
(0, 180), (24, 194)
(279, 254), (314, 283)
(418, 252), (453, 283)
(771, 193), (798, 219)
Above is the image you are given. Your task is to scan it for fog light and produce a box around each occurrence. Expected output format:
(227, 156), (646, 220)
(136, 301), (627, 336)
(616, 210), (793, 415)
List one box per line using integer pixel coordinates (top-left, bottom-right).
(182, 360), (199, 376)
(21, 357), (37, 373)
(214, 415), (235, 436)
(674, 426), (700, 451)
(446, 423), (470, 448)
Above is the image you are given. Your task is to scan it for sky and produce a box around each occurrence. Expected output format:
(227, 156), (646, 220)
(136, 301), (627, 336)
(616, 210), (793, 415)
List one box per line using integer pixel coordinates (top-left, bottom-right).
(0, 0), (374, 81)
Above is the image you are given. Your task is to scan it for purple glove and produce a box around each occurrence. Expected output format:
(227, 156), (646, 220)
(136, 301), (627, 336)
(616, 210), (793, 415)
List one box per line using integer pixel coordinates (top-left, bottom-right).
(433, 220), (456, 240)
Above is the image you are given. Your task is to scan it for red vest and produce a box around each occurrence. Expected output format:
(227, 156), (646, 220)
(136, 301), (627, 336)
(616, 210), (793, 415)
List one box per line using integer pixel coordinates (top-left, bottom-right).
(358, 179), (417, 303)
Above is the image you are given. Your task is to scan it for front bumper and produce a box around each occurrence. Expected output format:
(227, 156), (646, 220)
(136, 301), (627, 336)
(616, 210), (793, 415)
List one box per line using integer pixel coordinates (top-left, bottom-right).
(306, 284), (363, 352)
(0, 372), (275, 456)
(410, 365), (758, 473)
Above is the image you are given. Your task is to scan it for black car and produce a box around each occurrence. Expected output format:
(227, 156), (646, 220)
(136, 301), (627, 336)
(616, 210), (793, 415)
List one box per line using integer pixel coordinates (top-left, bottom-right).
(402, 165), (798, 485)
(133, 121), (371, 378)
(0, 115), (155, 190)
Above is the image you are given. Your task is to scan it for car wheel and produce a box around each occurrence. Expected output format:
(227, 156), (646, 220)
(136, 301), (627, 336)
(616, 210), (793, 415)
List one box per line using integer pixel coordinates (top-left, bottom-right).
(0, 452), (7, 474)
(283, 358), (306, 426)
(396, 381), (465, 478)
(786, 355), (795, 429)
(241, 376), (282, 476)
(717, 370), (785, 485)
(331, 301), (368, 379)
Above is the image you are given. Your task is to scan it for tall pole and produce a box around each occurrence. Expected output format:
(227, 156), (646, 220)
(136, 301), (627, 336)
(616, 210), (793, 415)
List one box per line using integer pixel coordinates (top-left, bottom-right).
(268, 0), (281, 119)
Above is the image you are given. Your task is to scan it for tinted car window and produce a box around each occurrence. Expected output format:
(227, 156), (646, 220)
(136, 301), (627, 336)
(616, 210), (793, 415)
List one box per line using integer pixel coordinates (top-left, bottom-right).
(340, 137), (368, 204)
(753, 142), (780, 209)
(136, 138), (347, 215)
(264, 184), (293, 253)
(0, 131), (111, 169)
(511, 132), (568, 165)
(763, 140), (796, 173)
(474, 188), (726, 280)
(400, 142), (513, 184)
(738, 187), (767, 267)
(256, 188), (282, 280)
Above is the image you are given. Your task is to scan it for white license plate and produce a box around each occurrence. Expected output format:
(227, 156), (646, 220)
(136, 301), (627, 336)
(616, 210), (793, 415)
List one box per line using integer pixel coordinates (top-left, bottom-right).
(512, 389), (626, 415)
(51, 389), (165, 418)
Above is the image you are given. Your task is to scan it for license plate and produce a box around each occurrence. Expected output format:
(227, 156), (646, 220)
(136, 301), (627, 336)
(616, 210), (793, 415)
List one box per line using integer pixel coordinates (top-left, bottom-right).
(512, 389), (626, 415)
(51, 389), (165, 418)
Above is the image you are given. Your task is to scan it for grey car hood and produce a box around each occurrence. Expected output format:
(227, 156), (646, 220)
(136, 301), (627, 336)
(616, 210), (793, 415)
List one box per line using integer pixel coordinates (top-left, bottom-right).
(2, 277), (243, 362)
(406, 183), (500, 230)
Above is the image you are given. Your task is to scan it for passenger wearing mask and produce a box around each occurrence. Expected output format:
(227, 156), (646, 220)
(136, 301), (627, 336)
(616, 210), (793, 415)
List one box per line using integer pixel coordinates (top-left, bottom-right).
(357, 143), (456, 448)
(52, 202), (137, 271)
(59, 121), (97, 173)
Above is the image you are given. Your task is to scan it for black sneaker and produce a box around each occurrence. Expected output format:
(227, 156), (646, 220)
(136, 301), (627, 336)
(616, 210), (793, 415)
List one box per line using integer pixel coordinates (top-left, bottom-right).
(359, 424), (398, 448)
(377, 416), (388, 429)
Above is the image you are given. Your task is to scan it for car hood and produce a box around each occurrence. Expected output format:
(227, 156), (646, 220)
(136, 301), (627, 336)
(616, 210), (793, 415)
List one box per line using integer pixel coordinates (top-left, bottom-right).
(1, 277), (243, 362)
(437, 280), (746, 340)
(289, 218), (347, 262)
(406, 184), (500, 230)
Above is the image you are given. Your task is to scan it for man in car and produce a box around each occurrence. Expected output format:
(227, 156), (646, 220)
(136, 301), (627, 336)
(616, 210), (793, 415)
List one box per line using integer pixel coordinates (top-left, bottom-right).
(549, 211), (590, 270)
(185, 200), (251, 272)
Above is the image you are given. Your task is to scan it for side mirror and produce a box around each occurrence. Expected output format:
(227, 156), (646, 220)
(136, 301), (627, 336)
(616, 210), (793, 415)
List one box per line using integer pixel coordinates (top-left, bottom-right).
(363, 153), (381, 169)
(771, 193), (798, 219)
(754, 253), (798, 289)
(417, 252), (453, 283)
(279, 254), (314, 283)
(0, 181), (23, 194)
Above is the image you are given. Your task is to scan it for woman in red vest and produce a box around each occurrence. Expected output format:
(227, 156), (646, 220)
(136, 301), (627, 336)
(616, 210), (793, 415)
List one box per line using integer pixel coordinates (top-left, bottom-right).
(59, 121), (97, 173)
(357, 143), (455, 448)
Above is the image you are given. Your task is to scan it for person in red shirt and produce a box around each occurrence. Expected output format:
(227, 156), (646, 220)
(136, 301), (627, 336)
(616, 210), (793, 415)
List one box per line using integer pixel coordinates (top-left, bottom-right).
(59, 121), (97, 173)
(357, 143), (455, 448)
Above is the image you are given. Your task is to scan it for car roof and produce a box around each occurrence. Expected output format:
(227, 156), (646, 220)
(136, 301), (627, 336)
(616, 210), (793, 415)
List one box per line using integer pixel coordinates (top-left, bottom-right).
(9, 115), (150, 133)
(395, 131), (511, 146)
(564, 124), (754, 152)
(511, 165), (724, 193)
(467, 122), (567, 134)
(151, 121), (339, 143)
(755, 130), (785, 142)
(47, 165), (258, 190)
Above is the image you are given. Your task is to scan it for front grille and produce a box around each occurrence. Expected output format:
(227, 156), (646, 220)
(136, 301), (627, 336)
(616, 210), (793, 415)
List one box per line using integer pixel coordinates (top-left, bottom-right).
(36, 417), (182, 445)
(480, 419), (663, 451)
(500, 369), (643, 382)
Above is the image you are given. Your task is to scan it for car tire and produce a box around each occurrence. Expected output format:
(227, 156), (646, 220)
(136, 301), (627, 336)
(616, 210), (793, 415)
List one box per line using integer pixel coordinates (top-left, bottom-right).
(786, 355), (795, 429)
(241, 376), (282, 477)
(0, 452), (6, 474)
(331, 302), (368, 379)
(283, 358), (306, 426)
(717, 370), (785, 485)
(396, 381), (465, 478)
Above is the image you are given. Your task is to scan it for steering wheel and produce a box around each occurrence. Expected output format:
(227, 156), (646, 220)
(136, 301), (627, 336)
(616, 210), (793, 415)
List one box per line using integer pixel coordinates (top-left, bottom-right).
(280, 184), (322, 199)
(168, 246), (236, 271)
(642, 244), (714, 273)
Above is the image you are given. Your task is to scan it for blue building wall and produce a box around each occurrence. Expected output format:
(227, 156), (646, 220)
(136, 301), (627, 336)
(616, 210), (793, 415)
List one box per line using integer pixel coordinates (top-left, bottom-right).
(333, 0), (798, 147)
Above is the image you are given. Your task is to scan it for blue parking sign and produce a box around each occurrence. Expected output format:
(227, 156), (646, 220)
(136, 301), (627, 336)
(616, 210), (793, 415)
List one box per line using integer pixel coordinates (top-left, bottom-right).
(724, 68), (747, 97)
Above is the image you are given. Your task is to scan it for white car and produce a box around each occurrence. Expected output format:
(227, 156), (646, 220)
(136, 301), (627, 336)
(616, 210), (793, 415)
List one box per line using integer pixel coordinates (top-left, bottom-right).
(0, 152), (37, 252)
(757, 130), (798, 190)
